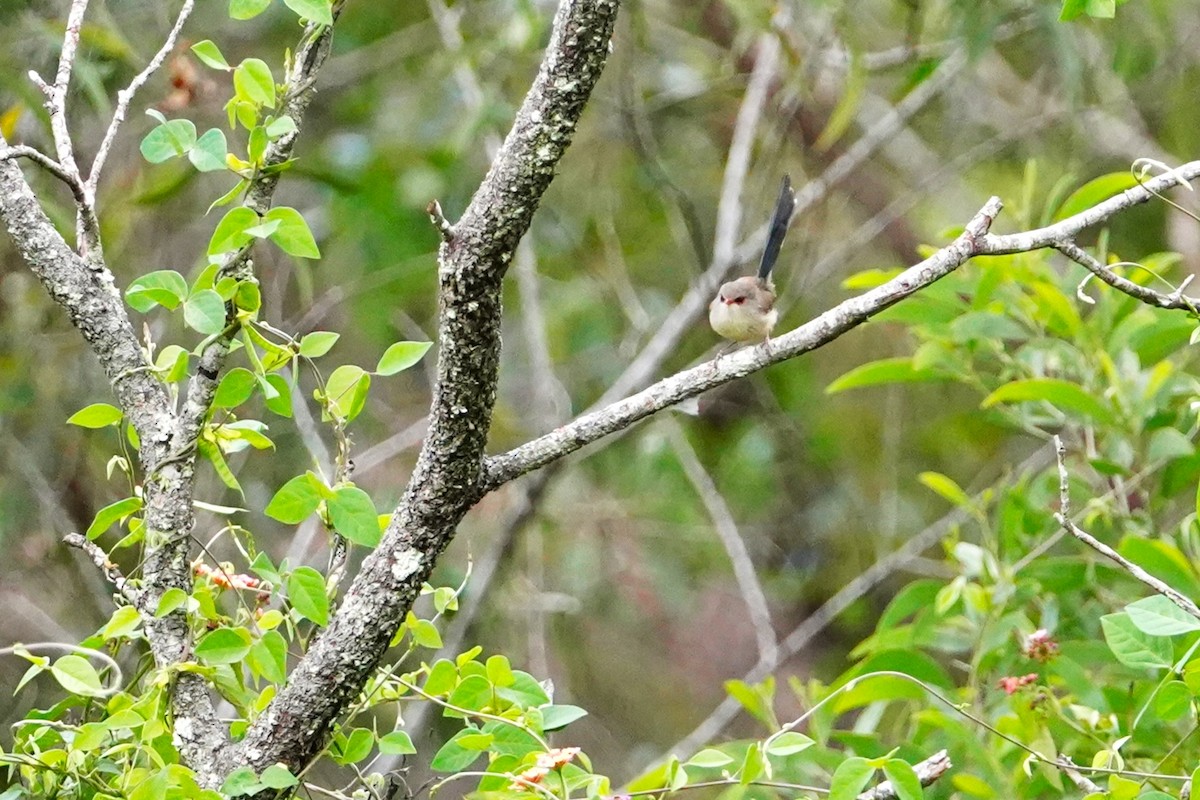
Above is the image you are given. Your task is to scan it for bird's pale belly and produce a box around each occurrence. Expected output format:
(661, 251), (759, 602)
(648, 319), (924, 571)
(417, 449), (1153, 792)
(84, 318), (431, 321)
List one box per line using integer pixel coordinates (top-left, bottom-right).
(708, 301), (777, 343)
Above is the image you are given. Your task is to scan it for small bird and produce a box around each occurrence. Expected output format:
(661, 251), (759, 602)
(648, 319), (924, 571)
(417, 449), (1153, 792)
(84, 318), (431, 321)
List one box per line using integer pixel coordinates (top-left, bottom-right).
(709, 176), (796, 347)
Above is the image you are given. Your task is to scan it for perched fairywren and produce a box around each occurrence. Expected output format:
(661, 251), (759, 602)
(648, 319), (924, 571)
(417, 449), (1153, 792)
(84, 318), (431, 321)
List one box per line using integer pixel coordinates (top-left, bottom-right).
(708, 176), (796, 346)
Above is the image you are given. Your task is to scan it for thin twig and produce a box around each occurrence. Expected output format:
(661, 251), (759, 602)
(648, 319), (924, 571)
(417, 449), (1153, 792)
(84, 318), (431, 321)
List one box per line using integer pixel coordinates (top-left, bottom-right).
(667, 420), (777, 664)
(426, 199), (454, 241)
(1053, 240), (1200, 311)
(0, 146), (86, 200)
(86, 0), (197, 199)
(63, 533), (143, 608)
(712, 29), (781, 268)
(652, 447), (1051, 765)
(1052, 436), (1200, 621)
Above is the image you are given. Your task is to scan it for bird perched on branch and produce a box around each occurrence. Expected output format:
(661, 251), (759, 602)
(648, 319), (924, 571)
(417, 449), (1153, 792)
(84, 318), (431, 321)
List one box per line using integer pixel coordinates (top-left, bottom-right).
(708, 176), (796, 347)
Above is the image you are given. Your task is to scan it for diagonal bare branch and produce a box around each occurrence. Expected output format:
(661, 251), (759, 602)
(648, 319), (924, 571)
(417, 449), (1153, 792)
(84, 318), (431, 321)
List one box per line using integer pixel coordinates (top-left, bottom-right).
(482, 197), (1002, 489)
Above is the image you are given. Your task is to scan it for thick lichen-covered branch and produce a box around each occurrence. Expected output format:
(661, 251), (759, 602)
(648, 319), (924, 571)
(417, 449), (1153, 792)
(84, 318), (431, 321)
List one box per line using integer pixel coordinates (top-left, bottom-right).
(236, 0), (620, 773)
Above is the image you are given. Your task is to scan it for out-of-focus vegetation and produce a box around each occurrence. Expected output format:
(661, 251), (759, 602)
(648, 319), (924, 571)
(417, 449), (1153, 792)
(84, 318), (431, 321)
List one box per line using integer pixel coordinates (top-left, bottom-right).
(5, 0), (1200, 797)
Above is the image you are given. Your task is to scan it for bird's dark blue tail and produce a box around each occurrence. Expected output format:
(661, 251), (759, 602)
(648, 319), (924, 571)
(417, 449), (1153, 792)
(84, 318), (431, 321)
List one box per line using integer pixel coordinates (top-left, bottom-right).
(758, 175), (795, 281)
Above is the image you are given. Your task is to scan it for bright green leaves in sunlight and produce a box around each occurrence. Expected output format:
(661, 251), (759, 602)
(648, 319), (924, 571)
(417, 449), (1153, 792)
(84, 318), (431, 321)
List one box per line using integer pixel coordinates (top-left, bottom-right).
(327, 485), (381, 547)
(140, 110), (228, 172)
(228, 0), (332, 24)
(195, 627), (253, 665)
(377, 341), (434, 375)
(126, 270), (188, 312)
(191, 40), (230, 70)
(220, 765), (298, 798)
(321, 365), (371, 422)
(265, 472), (382, 548)
(1060, 0), (1118, 21)
(265, 473), (325, 524)
(287, 566), (329, 626)
(207, 206), (319, 259)
(233, 58), (275, 110)
(67, 402), (123, 428)
(282, 0), (334, 25)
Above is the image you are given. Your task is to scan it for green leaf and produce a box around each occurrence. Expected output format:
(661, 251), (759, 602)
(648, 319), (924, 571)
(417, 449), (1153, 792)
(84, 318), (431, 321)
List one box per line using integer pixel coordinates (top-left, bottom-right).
(918, 472), (971, 508)
(410, 618), (443, 649)
(221, 767), (263, 797)
(191, 40), (230, 70)
(87, 495), (143, 539)
(213, 368), (258, 409)
(247, 630), (288, 684)
(282, 0), (333, 24)
(262, 374), (293, 417)
(140, 117), (197, 163)
(127, 270), (189, 311)
(247, 125), (268, 165)
(208, 206), (259, 255)
(737, 744), (762, 785)
(209, 179), (249, 212)
(687, 749), (735, 769)
(287, 566), (329, 626)
(265, 115), (297, 138)
(1155, 680), (1192, 722)
(376, 341), (433, 376)
(829, 758), (875, 800)
(1125, 595), (1200, 636)
(196, 627), (253, 665)
(424, 659), (458, 695)
(882, 759), (923, 800)
(260, 764), (298, 789)
(299, 331), (339, 358)
(198, 439), (242, 494)
(229, 0), (271, 18)
(826, 357), (942, 393)
(184, 289), (228, 335)
(234, 58), (276, 107)
(189, 128), (228, 172)
(328, 485), (381, 547)
(486, 654), (515, 687)
(334, 728), (375, 765)
(541, 704), (588, 731)
(323, 364), (371, 422)
(981, 378), (1116, 424)
(50, 655), (105, 697)
(430, 730), (484, 773)
(265, 475), (322, 523)
(67, 403), (123, 428)
(100, 605), (142, 640)
(1055, 172), (1138, 219)
(1101, 612), (1174, 670)
(156, 587), (188, 616)
(156, 344), (190, 382)
(455, 732), (495, 750)
(378, 730), (416, 755)
(724, 678), (776, 727)
(765, 731), (814, 757)
(497, 670), (550, 708)
(264, 206), (320, 258)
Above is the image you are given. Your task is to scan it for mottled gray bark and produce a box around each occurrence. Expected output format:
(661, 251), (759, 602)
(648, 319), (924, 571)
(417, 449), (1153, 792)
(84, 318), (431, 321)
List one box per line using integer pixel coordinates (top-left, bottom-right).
(237, 0), (620, 773)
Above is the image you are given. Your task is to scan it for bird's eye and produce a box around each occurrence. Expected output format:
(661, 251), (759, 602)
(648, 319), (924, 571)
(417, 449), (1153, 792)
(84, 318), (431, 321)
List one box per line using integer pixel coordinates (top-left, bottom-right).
(732, 297), (745, 305)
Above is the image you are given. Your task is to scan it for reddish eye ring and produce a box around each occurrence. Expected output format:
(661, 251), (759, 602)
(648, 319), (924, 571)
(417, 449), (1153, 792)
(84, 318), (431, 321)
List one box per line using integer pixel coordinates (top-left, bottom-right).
(732, 297), (745, 305)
